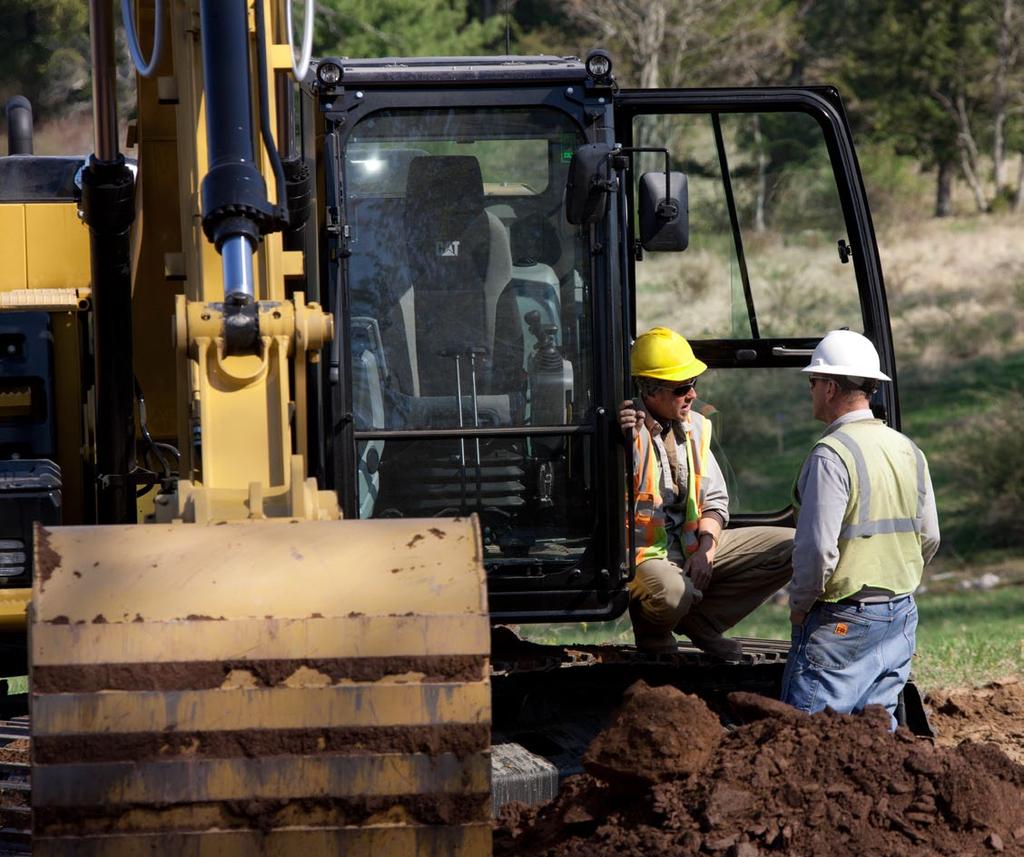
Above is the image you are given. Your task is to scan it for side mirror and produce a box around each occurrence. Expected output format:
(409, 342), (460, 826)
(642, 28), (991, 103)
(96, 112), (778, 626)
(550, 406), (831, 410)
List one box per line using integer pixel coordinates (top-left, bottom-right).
(639, 170), (688, 252)
(565, 143), (615, 225)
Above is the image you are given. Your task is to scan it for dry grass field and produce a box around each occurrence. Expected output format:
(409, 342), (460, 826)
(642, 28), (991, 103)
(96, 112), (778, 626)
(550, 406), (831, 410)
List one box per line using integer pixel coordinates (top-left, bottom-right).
(881, 217), (1024, 369)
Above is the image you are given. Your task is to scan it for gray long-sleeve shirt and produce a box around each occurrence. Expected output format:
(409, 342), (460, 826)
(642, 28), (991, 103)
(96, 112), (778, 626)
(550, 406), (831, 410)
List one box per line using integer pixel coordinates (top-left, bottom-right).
(790, 409), (940, 613)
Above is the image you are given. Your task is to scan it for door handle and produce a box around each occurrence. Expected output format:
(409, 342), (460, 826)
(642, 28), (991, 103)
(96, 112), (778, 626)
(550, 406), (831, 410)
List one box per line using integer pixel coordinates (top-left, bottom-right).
(771, 346), (814, 357)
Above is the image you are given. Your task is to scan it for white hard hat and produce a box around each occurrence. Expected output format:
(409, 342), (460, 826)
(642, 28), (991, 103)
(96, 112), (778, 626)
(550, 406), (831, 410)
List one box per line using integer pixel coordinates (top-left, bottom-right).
(802, 330), (891, 381)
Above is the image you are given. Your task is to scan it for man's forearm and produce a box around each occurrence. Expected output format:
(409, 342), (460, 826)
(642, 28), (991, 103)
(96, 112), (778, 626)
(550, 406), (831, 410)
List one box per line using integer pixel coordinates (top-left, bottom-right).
(698, 513), (723, 541)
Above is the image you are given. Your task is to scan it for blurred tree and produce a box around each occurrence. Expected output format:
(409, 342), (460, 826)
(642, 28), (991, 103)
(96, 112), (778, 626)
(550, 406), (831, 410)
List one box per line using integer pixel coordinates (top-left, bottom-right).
(843, 0), (1017, 216)
(562, 0), (793, 90)
(992, 0), (1015, 193)
(315, 0), (506, 58)
(561, 0), (794, 230)
(502, 0), (591, 59)
(0, 0), (90, 121)
(989, 0), (1024, 211)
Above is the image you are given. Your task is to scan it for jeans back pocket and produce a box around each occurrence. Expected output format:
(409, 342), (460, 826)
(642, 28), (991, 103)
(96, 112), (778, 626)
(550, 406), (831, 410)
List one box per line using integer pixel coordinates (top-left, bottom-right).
(804, 609), (871, 670)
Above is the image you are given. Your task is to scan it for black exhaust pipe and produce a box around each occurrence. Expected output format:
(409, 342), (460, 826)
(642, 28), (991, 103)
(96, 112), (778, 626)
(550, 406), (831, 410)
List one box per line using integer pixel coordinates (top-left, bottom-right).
(4, 96), (32, 155)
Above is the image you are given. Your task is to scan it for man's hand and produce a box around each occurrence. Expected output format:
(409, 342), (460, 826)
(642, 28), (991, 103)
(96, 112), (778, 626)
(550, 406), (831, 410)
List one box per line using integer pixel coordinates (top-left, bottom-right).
(790, 609), (807, 626)
(618, 399), (645, 440)
(684, 548), (714, 592)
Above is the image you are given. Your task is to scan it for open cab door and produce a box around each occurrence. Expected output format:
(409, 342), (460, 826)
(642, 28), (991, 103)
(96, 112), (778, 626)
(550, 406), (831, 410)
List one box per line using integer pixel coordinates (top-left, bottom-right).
(615, 87), (898, 528)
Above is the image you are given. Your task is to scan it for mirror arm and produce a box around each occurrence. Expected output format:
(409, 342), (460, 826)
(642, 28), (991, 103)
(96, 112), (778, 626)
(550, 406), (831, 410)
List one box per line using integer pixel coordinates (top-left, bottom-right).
(619, 146), (674, 217)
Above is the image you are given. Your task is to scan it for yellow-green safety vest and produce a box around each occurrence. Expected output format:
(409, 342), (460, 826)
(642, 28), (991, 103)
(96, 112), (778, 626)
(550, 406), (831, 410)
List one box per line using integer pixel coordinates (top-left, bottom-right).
(630, 414), (713, 566)
(795, 419), (930, 602)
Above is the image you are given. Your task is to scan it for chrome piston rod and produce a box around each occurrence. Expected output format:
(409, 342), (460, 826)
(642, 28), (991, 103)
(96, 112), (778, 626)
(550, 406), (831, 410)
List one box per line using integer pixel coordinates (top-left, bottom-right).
(222, 235), (256, 302)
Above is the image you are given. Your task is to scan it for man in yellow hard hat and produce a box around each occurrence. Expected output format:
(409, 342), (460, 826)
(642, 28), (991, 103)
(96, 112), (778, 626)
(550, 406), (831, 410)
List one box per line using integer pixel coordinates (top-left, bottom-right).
(782, 330), (939, 728)
(619, 327), (793, 659)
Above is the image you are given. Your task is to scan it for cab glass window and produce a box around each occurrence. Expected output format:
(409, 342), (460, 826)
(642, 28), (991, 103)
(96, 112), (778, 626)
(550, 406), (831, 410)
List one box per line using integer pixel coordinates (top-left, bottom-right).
(341, 107), (596, 568)
(634, 109), (863, 514)
(343, 108), (591, 433)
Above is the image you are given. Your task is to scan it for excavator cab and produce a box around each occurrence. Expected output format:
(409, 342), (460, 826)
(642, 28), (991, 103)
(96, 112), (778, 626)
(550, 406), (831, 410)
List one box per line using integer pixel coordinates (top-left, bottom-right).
(314, 57), (899, 628)
(318, 59), (622, 623)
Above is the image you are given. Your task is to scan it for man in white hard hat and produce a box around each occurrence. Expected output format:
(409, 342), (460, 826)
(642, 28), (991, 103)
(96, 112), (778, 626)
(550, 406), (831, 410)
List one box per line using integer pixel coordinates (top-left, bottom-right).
(619, 327), (793, 661)
(782, 330), (940, 729)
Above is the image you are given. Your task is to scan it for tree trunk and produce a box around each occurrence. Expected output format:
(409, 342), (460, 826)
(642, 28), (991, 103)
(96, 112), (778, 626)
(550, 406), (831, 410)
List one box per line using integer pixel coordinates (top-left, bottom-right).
(953, 95), (988, 213)
(752, 114), (767, 232)
(958, 142), (991, 211)
(935, 157), (954, 217)
(933, 89), (989, 212)
(992, 0), (1013, 193)
(958, 142), (988, 213)
(993, 112), (1007, 195)
(1014, 152), (1024, 212)
(636, 0), (666, 90)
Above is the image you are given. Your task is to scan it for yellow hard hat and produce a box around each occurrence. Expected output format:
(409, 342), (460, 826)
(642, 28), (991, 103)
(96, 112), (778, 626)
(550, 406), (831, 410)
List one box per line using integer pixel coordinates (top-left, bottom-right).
(631, 327), (707, 381)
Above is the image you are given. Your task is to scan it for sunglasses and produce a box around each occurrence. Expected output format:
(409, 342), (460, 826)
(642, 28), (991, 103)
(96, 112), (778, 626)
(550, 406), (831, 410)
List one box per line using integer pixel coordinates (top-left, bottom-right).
(808, 376), (832, 388)
(659, 379), (697, 397)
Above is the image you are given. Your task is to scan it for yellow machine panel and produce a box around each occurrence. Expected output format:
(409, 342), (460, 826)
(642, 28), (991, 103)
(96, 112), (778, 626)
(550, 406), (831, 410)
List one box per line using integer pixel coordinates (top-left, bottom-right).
(0, 203), (90, 292)
(31, 516), (492, 855)
(0, 208), (27, 287)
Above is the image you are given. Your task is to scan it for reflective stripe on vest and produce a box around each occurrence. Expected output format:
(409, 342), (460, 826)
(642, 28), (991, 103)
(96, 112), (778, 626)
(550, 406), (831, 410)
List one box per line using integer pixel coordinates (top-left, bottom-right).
(630, 415), (713, 565)
(632, 428), (668, 565)
(678, 426), (706, 556)
(813, 420), (928, 601)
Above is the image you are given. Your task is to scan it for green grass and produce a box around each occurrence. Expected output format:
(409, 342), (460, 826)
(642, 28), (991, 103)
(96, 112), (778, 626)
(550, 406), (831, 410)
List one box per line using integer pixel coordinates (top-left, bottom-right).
(729, 599), (790, 638)
(522, 584), (1024, 694)
(718, 584), (1024, 692)
(899, 350), (1024, 555)
(909, 585), (1024, 690)
(4, 676), (27, 695)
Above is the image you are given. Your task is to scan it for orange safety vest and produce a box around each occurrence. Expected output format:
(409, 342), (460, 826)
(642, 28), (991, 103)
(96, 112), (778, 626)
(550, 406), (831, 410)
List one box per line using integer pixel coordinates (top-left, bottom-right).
(630, 415), (713, 566)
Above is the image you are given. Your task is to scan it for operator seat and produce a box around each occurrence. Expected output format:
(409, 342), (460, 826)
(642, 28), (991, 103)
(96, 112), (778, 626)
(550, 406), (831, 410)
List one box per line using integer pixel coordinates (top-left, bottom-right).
(372, 156), (527, 522)
(346, 147), (430, 411)
(402, 155), (520, 399)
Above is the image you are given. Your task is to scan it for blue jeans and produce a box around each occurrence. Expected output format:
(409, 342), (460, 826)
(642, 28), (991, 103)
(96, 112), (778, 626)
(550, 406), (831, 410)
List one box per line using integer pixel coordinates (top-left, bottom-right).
(781, 596), (918, 730)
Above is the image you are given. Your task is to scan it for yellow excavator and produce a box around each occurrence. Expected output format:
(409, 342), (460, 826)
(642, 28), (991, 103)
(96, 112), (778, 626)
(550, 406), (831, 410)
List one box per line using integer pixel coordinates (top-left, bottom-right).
(0, 1), (926, 853)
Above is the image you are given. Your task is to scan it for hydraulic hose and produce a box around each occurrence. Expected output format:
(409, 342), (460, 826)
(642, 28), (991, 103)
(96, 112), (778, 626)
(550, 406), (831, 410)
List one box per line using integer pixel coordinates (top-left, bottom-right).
(122, 0), (165, 78)
(254, 0), (290, 227)
(285, 0), (315, 81)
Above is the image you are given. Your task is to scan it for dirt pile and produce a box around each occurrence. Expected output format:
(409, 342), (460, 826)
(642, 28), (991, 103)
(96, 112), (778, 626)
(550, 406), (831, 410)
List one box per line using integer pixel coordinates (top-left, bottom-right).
(583, 682), (723, 787)
(495, 681), (1024, 857)
(927, 679), (1024, 765)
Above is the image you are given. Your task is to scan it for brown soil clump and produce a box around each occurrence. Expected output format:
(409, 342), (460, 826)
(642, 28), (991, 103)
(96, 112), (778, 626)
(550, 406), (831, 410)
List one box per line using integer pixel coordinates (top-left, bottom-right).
(927, 678), (1024, 765)
(495, 681), (1024, 857)
(583, 682), (722, 787)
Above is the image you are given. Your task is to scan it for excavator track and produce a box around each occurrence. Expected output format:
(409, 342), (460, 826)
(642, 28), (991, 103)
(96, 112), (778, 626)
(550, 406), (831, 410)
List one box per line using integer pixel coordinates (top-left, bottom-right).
(0, 717), (30, 856)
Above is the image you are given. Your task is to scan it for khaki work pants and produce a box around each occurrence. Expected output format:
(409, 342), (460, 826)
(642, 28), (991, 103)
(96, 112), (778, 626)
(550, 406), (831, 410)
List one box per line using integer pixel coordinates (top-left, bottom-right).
(628, 526), (793, 643)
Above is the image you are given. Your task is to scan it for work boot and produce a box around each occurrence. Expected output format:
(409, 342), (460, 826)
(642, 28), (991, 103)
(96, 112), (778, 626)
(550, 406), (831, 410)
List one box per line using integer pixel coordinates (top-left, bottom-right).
(629, 600), (679, 654)
(634, 630), (679, 654)
(675, 613), (743, 663)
